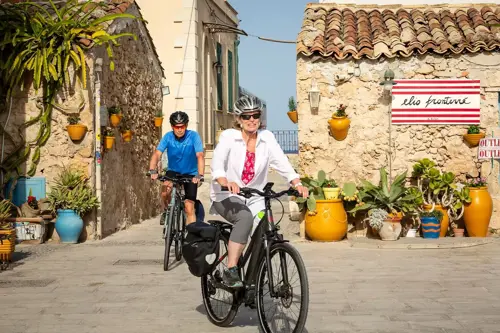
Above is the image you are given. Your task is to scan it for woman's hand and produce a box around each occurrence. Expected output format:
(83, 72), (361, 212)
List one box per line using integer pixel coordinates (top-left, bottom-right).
(226, 182), (240, 194)
(295, 185), (309, 198)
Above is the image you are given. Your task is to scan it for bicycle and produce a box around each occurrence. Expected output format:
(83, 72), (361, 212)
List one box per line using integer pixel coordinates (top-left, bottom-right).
(155, 174), (193, 271)
(201, 182), (309, 333)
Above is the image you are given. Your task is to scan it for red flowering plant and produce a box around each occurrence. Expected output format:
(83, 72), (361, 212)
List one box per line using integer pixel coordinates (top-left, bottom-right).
(27, 188), (38, 210)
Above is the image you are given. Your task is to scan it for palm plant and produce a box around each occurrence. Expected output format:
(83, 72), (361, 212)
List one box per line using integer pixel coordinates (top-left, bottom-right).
(0, 0), (138, 178)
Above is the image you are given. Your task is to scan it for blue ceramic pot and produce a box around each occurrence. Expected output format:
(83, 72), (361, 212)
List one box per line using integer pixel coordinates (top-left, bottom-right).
(55, 209), (83, 243)
(421, 216), (440, 239)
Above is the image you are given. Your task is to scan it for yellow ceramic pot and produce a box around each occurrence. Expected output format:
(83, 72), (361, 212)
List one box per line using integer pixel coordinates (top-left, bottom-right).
(323, 187), (340, 200)
(463, 187), (493, 237)
(328, 116), (350, 141)
(0, 228), (15, 262)
(154, 117), (163, 127)
(104, 136), (115, 149)
(66, 124), (87, 141)
(305, 199), (347, 242)
(423, 204), (449, 237)
(463, 133), (485, 147)
(109, 114), (122, 127)
(287, 110), (298, 124)
(122, 130), (133, 142)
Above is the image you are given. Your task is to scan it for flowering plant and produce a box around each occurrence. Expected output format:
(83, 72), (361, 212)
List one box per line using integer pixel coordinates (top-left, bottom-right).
(334, 104), (347, 117)
(466, 176), (487, 188)
(27, 188), (38, 210)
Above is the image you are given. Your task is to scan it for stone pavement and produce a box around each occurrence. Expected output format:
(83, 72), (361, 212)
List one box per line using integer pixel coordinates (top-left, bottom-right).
(2, 172), (500, 333)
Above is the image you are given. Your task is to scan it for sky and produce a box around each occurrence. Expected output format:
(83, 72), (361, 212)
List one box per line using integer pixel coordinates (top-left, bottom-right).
(230, 0), (309, 131)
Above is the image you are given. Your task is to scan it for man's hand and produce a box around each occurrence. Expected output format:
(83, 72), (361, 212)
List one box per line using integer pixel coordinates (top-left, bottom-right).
(192, 175), (204, 187)
(148, 169), (158, 180)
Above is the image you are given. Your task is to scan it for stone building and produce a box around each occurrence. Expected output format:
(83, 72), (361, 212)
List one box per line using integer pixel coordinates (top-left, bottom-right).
(296, 3), (500, 227)
(0, 0), (164, 240)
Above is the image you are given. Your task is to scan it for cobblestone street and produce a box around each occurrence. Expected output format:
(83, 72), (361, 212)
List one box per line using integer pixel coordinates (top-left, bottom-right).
(2, 215), (500, 333)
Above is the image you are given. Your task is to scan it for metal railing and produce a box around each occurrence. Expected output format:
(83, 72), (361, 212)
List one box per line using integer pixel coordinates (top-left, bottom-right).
(271, 130), (298, 154)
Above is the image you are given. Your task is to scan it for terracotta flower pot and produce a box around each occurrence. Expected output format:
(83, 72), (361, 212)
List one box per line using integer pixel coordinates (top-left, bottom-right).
(328, 116), (350, 141)
(154, 117), (163, 127)
(378, 216), (402, 241)
(121, 130), (133, 142)
(453, 228), (465, 237)
(104, 136), (115, 149)
(287, 110), (298, 124)
(463, 187), (493, 237)
(423, 204), (449, 237)
(305, 199), (347, 242)
(66, 124), (87, 141)
(109, 114), (122, 127)
(463, 133), (485, 147)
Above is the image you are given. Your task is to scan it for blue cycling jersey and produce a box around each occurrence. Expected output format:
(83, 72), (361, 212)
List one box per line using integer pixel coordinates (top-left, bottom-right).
(156, 130), (203, 176)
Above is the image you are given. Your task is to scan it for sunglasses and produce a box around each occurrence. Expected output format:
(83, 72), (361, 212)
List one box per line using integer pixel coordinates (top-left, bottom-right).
(240, 113), (261, 121)
(173, 124), (186, 129)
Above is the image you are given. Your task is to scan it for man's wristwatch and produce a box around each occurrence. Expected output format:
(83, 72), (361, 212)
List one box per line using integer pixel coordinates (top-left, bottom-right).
(198, 174), (204, 182)
(148, 169), (158, 175)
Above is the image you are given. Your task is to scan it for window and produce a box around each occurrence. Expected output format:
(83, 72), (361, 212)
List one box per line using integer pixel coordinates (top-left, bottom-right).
(216, 42), (223, 110)
(228, 50), (233, 112)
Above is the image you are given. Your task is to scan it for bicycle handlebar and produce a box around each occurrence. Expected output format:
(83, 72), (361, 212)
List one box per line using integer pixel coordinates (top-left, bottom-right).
(147, 173), (195, 184)
(220, 186), (301, 199)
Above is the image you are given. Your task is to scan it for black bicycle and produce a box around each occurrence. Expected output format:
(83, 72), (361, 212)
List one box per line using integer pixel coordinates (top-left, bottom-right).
(201, 182), (309, 333)
(156, 175), (192, 271)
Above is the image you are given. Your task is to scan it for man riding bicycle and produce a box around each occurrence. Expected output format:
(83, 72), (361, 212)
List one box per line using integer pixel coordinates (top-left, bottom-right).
(149, 111), (205, 225)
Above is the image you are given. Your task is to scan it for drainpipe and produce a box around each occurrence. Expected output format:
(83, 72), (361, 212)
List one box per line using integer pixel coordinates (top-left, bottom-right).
(94, 58), (103, 239)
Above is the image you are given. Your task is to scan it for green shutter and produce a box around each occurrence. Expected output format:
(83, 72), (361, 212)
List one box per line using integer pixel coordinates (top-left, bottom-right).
(235, 40), (240, 98)
(216, 43), (223, 110)
(228, 50), (233, 112)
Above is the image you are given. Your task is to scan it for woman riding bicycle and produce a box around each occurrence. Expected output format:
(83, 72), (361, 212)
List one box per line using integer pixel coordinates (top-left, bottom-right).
(210, 95), (308, 288)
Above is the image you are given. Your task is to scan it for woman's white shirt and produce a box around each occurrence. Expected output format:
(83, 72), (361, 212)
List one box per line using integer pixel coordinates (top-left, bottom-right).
(209, 129), (299, 217)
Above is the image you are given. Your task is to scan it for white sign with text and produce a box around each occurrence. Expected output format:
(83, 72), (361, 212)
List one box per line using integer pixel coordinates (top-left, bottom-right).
(478, 137), (500, 160)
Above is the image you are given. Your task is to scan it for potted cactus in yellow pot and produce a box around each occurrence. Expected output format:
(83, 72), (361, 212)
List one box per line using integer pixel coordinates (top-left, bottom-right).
(108, 106), (122, 127)
(66, 115), (87, 141)
(463, 125), (485, 147)
(328, 104), (350, 141)
(287, 96), (298, 124)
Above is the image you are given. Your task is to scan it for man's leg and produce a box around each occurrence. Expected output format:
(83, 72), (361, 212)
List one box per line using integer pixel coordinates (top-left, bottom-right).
(183, 179), (198, 224)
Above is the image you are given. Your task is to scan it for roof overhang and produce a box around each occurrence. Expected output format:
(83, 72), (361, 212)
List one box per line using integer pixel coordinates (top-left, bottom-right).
(203, 22), (247, 36)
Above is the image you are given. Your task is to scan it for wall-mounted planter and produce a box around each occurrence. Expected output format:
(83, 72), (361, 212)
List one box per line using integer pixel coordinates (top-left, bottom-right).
(154, 117), (163, 128)
(104, 136), (115, 149)
(328, 116), (350, 141)
(121, 130), (133, 142)
(66, 124), (87, 141)
(463, 133), (485, 147)
(287, 110), (298, 124)
(109, 114), (122, 127)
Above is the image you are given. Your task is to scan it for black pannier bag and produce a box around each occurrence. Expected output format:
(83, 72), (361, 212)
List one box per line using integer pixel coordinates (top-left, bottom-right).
(182, 221), (220, 277)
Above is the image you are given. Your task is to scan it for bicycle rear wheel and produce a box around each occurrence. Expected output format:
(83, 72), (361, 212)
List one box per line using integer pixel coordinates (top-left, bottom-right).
(163, 203), (177, 271)
(201, 237), (239, 327)
(256, 242), (309, 333)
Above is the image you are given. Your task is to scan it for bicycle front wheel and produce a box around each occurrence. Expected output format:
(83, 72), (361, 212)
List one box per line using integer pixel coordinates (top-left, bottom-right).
(163, 203), (177, 271)
(256, 242), (309, 333)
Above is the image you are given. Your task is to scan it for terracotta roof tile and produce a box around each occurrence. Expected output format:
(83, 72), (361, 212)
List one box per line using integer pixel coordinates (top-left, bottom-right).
(297, 3), (500, 61)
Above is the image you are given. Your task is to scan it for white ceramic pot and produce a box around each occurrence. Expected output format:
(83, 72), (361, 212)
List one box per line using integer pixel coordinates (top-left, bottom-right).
(378, 221), (402, 241)
(406, 228), (417, 237)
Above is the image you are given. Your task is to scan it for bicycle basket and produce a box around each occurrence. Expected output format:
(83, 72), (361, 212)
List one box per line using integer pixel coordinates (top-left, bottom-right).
(182, 221), (220, 277)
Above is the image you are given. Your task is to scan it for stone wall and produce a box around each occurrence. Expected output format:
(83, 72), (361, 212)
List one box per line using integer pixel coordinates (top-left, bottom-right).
(98, 14), (163, 237)
(297, 52), (500, 228)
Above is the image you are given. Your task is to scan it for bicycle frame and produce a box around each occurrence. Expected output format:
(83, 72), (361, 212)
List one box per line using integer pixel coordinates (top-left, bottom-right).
(215, 183), (291, 300)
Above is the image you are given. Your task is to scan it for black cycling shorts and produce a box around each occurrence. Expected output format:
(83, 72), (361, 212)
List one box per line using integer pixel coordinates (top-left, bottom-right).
(165, 170), (197, 202)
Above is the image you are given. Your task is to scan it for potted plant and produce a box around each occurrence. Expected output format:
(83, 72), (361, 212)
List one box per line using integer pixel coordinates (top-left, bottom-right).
(0, 199), (15, 267)
(287, 96), (298, 124)
(48, 167), (99, 243)
(412, 158), (471, 237)
(349, 167), (423, 241)
(463, 125), (485, 147)
(463, 176), (493, 237)
(294, 170), (347, 241)
(120, 118), (133, 143)
(103, 127), (115, 150)
(66, 115), (87, 141)
(450, 221), (465, 237)
(154, 110), (163, 127)
(108, 106), (122, 127)
(328, 104), (350, 141)
(420, 210), (444, 239)
(20, 188), (40, 218)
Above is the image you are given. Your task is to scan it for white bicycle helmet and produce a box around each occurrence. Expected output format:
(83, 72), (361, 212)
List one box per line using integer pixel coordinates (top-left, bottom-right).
(233, 95), (263, 115)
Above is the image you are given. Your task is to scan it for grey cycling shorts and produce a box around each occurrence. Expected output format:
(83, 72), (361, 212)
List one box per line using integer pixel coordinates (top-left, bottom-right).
(212, 196), (253, 244)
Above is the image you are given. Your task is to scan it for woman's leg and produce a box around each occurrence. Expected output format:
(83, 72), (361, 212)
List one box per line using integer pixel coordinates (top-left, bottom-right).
(212, 197), (253, 287)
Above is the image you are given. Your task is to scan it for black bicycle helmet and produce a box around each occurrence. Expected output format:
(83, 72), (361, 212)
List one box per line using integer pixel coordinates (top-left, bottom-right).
(169, 111), (189, 125)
